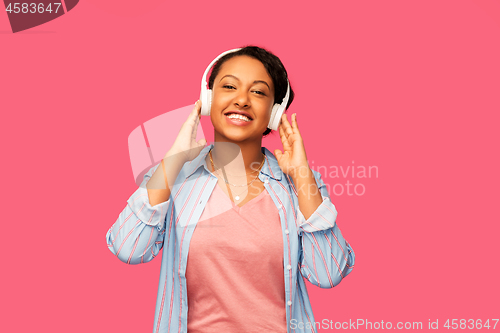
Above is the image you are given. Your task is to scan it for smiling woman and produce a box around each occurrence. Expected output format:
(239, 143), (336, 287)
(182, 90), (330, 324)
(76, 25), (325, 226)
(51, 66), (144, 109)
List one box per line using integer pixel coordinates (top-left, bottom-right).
(210, 56), (276, 141)
(207, 46), (293, 137)
(106, 46), (356, 333)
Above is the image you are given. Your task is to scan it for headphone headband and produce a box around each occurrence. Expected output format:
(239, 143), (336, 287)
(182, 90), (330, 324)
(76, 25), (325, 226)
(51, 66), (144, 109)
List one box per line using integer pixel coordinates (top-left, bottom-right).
(200, 48), (242, 95)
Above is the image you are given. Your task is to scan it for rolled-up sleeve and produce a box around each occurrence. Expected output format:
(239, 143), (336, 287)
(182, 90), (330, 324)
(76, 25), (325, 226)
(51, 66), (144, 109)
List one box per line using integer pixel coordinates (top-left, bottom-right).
(106, 163), (170, 265)
(297, 173), (355, 288)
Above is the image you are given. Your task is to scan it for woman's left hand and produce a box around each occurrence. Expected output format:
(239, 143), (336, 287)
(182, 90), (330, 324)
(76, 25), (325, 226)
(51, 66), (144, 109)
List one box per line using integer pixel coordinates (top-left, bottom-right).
(273, 113), (310, 179)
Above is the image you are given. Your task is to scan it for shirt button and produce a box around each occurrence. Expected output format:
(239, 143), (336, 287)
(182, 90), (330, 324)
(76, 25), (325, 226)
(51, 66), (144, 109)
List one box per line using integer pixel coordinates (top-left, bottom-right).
(287, 265), (292, 270)
(264, 178), (269, 184)
(284, 229), (289, 234)
(287, 301), (292, 306)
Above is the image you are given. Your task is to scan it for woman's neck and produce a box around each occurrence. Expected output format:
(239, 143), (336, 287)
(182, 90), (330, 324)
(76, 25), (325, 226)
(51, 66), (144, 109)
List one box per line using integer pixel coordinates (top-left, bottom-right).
(206, 140), (265, 176)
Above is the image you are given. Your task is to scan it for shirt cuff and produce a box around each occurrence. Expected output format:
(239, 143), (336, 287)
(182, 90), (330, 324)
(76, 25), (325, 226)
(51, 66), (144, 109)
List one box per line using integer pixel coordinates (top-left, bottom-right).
(126, 186), (170, 231)
(297, 196), (338, 234)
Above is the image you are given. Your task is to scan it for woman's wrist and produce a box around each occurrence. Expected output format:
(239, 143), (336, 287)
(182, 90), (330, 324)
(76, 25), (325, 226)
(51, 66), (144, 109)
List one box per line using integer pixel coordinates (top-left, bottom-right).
(289, 165), (312, 182)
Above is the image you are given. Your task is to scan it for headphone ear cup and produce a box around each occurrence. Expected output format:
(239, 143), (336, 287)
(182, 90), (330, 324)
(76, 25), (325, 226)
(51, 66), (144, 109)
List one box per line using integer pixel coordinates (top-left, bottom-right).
(207, 90), (212, 116)
(200, 89), (212, 116)
(268, 103), (284, 131)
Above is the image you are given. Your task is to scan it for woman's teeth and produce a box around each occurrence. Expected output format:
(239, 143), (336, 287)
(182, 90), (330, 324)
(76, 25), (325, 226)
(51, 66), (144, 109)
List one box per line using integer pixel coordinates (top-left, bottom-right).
(227, 114), (251, 122)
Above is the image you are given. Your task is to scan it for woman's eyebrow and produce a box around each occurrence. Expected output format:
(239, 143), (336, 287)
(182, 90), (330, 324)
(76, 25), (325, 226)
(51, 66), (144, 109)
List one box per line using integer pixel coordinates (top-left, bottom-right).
(220, 75), (271, 90)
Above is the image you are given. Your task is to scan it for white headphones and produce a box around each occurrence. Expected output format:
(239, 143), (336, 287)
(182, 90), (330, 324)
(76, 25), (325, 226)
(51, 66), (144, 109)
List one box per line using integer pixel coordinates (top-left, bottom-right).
(199, 48), (291, 131)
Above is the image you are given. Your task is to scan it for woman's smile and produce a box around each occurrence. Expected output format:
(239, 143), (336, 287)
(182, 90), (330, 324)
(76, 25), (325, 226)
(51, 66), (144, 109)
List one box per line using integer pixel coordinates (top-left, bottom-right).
(224, 110), (254, 125)
(225, 114), (253, 125)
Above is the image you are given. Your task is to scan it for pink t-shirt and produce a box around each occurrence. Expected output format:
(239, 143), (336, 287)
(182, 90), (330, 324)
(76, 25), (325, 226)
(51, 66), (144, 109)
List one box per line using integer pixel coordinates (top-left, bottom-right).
(186, 185), (286, 333)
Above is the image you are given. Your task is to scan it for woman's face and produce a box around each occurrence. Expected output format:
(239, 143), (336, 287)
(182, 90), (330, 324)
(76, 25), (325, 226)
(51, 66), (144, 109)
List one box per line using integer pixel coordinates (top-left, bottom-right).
(210, 55), (275, 142)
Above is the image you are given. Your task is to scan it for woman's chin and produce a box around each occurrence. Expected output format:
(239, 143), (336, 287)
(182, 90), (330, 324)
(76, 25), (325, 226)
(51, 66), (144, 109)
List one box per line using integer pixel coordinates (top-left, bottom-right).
(216, 128), (262, 142)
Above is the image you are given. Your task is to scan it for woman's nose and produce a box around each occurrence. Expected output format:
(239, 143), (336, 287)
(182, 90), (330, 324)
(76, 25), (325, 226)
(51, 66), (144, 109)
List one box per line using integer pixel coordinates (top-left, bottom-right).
(234, 90), (250, 108)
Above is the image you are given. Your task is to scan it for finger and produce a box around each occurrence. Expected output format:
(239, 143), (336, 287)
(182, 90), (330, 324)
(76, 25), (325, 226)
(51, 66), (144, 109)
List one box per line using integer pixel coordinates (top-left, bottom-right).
(195, 103), (201, 123)
(197, 101), (202, 120)
(279, 124), (292, 151)
(274, 149), (282, 159)
(187, 101), (200, 124)
(278, 122), (287, 141)
(191, 101), (199, 115)
(281, 113), (294, 136)
(279, 116), (289, 141)
(292, 113), (300, 134)
(191, 101), (201, 140)
(278, 123), (285, 140)
(193, 100), (201, 113)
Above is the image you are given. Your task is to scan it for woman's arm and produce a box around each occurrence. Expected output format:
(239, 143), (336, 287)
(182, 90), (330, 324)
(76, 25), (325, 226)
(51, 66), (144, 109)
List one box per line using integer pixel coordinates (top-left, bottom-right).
(290, 170), (355, 288)
(273, 112), (355, 287)
(106, 102), (205, 264)
(105, 155), (182, 264)
(146, 149), (186, 206)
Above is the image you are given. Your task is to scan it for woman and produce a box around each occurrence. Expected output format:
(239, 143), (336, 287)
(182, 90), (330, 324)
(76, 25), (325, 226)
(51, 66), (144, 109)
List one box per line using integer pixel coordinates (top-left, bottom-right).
(106, 46), (355, 333)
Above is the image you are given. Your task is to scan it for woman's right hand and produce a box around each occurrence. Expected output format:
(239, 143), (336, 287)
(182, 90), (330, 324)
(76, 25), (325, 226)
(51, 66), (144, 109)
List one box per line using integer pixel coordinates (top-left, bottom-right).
(167, 101), (207, 163)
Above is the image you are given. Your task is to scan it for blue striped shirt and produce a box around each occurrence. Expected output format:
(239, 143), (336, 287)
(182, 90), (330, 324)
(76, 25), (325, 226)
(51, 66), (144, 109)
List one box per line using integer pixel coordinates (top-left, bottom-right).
(106, 143), (355, 333)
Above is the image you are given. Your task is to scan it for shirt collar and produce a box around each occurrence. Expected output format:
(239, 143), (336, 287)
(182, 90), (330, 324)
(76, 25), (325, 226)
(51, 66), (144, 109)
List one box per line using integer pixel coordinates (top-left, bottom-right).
(184, 144), (283, 181)
(260, 146), (283, 181)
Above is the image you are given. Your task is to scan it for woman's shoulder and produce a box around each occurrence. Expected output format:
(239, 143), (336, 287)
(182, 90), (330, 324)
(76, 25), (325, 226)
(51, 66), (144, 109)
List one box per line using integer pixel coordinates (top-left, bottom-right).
(178, 145), (213, 179)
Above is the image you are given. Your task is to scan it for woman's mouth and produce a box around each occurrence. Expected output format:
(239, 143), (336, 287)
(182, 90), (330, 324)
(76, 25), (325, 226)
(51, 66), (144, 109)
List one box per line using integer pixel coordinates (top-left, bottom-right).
(225, 113), (253, 126)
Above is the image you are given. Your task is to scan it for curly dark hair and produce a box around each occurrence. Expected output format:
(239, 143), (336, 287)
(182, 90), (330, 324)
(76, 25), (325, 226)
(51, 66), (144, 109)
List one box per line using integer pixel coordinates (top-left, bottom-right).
(208, 46), (295, 137)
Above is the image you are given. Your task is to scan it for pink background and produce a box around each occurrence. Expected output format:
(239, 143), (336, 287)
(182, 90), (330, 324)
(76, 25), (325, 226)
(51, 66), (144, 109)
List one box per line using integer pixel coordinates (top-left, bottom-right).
(1, 0), (499, 332)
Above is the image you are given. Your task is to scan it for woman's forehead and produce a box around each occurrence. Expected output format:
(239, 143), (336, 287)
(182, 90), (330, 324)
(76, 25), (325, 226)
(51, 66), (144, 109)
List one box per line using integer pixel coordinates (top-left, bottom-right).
(216, 56), (273, 84)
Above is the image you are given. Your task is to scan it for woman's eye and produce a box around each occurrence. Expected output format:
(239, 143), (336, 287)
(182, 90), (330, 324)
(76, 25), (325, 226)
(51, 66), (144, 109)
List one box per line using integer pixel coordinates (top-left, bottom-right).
(253, 91), (266, 96)
(223, 85), (235, 90)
